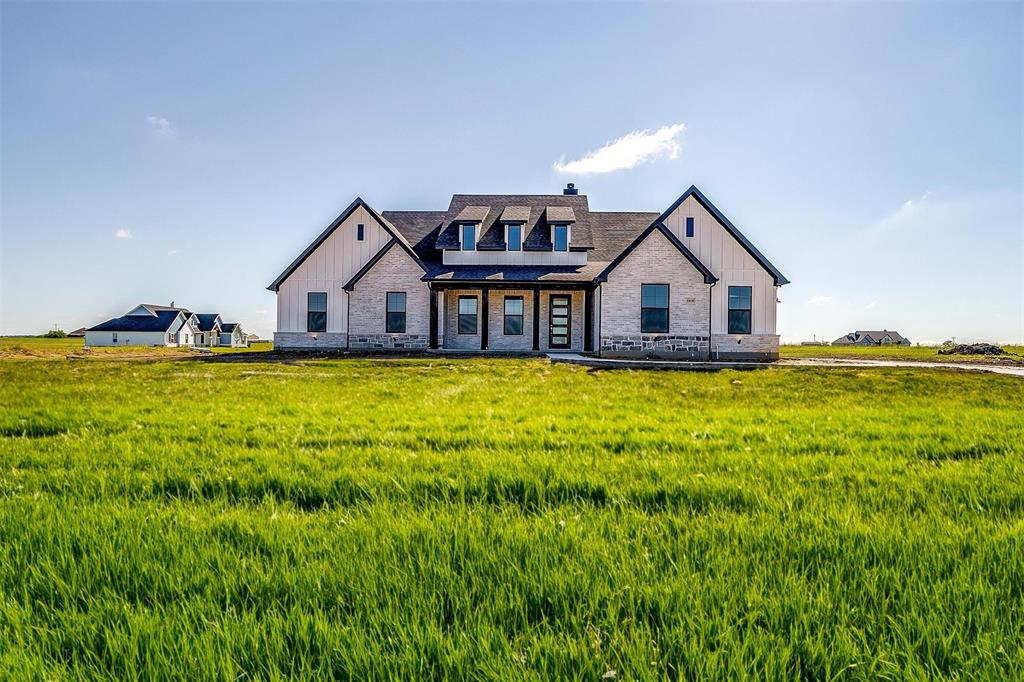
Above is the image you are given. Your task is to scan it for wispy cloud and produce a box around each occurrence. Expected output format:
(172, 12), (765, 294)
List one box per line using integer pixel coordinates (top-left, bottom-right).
(115, 228), (132, 239)
(147, 114), (174, 136)
(806, 295), (833, 307)
(554, 123), (686, 175)
(167, 249), (180, 256)
(865, 300), (878, 310)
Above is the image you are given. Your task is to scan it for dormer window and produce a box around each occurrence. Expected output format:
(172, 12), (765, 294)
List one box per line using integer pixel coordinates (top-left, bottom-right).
(553, 224), (569, 252)
(461, 223), (477, 251)
(506, 224), (522, 251)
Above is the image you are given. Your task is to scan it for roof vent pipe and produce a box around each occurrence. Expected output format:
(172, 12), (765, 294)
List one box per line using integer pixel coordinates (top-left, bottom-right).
(563, 183), (578, 195)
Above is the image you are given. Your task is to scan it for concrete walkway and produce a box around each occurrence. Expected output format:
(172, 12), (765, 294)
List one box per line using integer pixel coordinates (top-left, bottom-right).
(547, 353), (1024, 378)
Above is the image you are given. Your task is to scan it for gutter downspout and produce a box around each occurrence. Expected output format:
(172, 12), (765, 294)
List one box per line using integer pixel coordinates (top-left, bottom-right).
(707, 281), (716, 362)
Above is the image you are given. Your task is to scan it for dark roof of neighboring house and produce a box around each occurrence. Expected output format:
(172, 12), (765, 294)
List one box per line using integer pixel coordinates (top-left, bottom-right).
(68, 327), (87, 337)
(88, 310), (181, 333)
(858, 330), (906, 342)
(135, 304), (191, 315)
(221, 323), (238, 333)
(194, 314), (221, 332)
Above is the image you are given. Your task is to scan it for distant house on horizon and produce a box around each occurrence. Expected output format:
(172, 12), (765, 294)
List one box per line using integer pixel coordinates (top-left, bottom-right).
(832, 330), (911, 346)
(85, 303), (247, 348)
(68, 327), (86, 338)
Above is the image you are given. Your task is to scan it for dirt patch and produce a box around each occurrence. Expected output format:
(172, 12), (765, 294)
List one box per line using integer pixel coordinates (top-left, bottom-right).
(937, 343), (1009, 356)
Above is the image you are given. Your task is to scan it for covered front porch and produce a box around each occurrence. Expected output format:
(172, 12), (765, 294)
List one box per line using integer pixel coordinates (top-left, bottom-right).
(428, 282), (596, 353)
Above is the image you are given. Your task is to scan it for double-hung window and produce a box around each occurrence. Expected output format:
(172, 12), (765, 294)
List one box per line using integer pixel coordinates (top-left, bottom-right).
(386, 292), (406, 333)
(728, 286), (752, 334)
(506, 224), (522, 251)
(640, 284), (669, 333)
(461, 224), (476, 251)
(458, 296), (478, 334)
(307, 292), (327, 332)
(553, 225), (568, 252)
(503, 297), (524, 335)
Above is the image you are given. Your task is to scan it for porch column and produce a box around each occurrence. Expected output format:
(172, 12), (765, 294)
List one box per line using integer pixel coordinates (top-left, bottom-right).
(584, 288), (593, 353)
(429, 287), (438, 349)
(480, 288), (489, 351)
(532, 289), (540, 351)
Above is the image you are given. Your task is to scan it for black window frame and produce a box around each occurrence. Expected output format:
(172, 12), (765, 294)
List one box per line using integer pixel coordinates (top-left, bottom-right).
(503, 296), (524, 335)
(728, 286), (752, 335)
(686, 216), (694, 238)
(640, 284), (670, 334)
(386, 291), (407, 334)
(461, 223), (476, 251)
(458, 296), (478, 335)
(552, 224), (569, 252)
(357, 223), (365, 241)
(307, 292), (327, 333)
(506, 224), (522, 252)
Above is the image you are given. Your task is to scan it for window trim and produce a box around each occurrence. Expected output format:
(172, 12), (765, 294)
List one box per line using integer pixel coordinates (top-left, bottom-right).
(727, 285), (753, 335)
(386, 291), (407, 334)
(307, 291), (328, 333)
(461, 223), (477, 251)
(506, 224), (522, 252)
(552, 224), (569, 252)
(503, 296), (524, 335)
(356, 223), (365, 241)
(640, 283), (670, 334)
(457, 295), (478, 335)
(686, 216), (694, 238)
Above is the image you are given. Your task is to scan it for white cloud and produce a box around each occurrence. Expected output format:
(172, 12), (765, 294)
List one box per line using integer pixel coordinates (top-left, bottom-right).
(167, 249), (179, 256)
(147, 114), (174, 136)
(115, 228), (132, 239)
(554, 123), (686, 175)
(865, 300), (878, 310)
(806, 295), (833, 306)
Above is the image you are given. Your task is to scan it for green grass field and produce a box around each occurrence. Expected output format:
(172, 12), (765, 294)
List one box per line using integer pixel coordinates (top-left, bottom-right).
(780, 343), (1024, 365)
(0, 340), (1022, 679)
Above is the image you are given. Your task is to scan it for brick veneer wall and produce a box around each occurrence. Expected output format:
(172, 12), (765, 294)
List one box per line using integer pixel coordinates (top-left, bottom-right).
(348, 246), (430, 350)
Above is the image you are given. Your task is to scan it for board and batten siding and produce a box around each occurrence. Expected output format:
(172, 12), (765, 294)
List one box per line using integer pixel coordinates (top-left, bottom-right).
(660, 195), (778, 336)
(275, 206), (392, 334)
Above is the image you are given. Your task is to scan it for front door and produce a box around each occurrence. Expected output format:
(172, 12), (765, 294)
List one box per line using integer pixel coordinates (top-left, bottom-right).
(549, 295), (571, 349)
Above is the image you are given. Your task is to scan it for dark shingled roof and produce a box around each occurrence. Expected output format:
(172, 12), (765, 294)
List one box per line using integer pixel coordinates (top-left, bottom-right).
(88, 310), (181, 333)
(545, 206), (575, 223)
(195, 314), (221, 332)
(454, 205), (490, 223)
(499, 206), (530, 223)
(433, 194), (594, 253)
(424, 263), (606, 283)
(221, 323), (238, 333)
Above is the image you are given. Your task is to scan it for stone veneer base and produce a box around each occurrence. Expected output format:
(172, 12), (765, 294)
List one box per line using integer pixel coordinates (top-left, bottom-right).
(349, 334), (428, 350)
(600, 334), (710, 360)
(274, 332), (348, 350)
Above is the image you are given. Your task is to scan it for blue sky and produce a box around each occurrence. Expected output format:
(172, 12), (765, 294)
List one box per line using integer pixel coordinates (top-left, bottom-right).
(2, 1), (1021, 343)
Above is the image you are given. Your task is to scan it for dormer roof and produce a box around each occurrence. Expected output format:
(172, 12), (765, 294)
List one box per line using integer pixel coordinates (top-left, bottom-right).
(499, 206), (530, 223)
(545, 206), (575, 223)
(454, 206), (490, 223)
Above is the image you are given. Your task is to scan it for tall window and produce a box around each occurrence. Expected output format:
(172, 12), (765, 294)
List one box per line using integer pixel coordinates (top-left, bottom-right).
(728, 286), (752, 334)
(686, 217), (694, 238)
(553, 225), (568, 252)
(640, 284), (669, 333)
(386, 292), (406, 333)
(507, 224), (522, 251)
(461, 224), (476, 251)
(503, 296), (524, 335)
(307, 292), (327, 332)
(357, 223), (365, 241)
(458, 297), (478, 334)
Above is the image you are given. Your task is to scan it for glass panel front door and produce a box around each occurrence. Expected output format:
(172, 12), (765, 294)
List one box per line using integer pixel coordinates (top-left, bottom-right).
(549, 295), (571, 349)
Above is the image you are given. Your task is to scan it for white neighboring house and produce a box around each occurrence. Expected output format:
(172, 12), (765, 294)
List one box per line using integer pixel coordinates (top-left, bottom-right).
(218, 322), (247, 347)
(194, 314), (223, 347)
(85, 304), (199, 347)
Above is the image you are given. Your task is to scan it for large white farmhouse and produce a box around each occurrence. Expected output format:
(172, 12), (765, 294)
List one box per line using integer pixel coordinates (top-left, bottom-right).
(268, 185), (789, 360)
